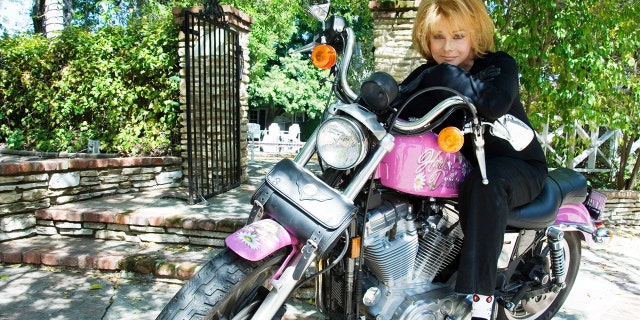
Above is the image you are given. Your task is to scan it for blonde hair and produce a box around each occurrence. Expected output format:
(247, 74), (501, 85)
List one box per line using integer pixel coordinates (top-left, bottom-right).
(412, 0), (495, 61)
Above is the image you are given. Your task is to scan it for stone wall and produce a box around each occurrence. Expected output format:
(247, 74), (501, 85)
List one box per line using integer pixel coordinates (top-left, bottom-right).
(601, 190), (640, 226)
(369, 1), (424, 81)
(0, 157), (183, 242)
(34, 204), (242, 248)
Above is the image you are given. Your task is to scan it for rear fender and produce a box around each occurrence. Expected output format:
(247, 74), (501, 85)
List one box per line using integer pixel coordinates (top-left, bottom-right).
(225, 219), (298, 262)
(554, 203), (603, 247)
(555, 203), (591, 226)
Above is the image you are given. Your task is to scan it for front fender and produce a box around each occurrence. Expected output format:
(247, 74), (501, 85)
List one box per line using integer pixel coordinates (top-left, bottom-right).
(225, 219), (298, 261)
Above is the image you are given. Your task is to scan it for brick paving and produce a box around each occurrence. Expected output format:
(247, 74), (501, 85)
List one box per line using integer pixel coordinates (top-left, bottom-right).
(1, 154), (639, 319)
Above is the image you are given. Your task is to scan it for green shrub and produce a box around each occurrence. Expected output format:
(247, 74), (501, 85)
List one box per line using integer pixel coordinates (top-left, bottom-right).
(0, 8), (181, 156)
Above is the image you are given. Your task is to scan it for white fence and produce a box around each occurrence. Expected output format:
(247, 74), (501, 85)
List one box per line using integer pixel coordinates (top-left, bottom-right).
(538, 120), (639, 173)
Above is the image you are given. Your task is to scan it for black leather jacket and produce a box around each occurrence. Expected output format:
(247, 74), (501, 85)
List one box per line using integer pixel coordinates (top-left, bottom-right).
(395, 51), (547, 169)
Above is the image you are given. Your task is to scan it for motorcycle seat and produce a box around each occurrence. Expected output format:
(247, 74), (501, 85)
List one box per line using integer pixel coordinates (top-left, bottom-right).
(507, 168), (588, 229)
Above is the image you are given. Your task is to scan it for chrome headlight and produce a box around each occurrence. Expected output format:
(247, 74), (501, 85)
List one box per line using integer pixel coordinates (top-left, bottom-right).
(316, 116), (367, 169)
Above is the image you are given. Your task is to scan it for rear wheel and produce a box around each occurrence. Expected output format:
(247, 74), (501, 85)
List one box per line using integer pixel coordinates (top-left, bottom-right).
(496, 232), (581, 320)
(156, 248), (288, 320)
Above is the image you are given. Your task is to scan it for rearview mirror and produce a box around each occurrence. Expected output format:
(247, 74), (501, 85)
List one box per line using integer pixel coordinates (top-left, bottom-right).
(488, 114), (535, 151)
(302, 0), (330, 21)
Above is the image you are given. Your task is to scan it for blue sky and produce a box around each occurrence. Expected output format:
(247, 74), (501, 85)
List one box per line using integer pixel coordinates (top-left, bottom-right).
(0, 0), (34, 34)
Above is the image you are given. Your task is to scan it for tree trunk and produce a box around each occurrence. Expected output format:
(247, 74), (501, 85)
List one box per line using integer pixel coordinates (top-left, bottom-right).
(615, 132), (638, 190)
(32, 0), (46, 35)
(626, 152), (640, 190)
(63, 0), (73, 26)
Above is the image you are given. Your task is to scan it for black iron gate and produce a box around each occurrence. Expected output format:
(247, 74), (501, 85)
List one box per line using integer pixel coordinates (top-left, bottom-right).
(183, 1), (242, 204)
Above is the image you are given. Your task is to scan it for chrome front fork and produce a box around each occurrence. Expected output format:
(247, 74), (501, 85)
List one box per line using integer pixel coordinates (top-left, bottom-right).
(250, 243), (318, 320)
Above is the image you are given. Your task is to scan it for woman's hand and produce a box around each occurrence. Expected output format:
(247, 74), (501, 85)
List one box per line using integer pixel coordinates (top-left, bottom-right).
(473, 65), (500, 81)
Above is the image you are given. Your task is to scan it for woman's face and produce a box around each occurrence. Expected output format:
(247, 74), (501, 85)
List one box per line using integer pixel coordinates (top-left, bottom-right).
(429, 17), (474, 71)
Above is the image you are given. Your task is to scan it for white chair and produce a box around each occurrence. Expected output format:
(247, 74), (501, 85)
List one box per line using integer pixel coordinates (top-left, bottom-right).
(247, 123), (261, 141)
(262, 123), (281, 144)
(283, 124), (301, 143)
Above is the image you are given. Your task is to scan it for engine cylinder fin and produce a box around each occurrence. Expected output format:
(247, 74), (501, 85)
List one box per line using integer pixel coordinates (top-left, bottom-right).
(364, 234), (419, 284)
(415, 226), (463, 282)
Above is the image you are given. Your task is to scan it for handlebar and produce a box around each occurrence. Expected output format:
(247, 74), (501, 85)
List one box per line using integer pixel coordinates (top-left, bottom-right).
(337, 28), (357, 102)
(288, 42), (317, 54)
(392, 96), (475, 134)
(392, 94), (489, 185)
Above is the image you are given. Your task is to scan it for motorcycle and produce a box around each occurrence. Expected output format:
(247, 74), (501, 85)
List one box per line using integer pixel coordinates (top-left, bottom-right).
(157, 1), (611, 319)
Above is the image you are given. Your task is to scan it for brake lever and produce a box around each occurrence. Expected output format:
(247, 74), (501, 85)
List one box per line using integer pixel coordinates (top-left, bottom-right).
(462, 121), (489, 185)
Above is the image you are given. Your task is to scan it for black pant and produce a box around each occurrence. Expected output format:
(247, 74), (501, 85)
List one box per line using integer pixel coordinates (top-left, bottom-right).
(455, 157), (547, 296)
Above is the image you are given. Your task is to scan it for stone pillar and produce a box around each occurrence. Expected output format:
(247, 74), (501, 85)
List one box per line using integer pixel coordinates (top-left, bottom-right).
(172, 6), (253, 184)
(369, 1), (425, 81)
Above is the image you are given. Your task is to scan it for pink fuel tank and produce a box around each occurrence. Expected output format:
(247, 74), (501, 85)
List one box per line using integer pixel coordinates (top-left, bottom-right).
(377, 132), (471, 198)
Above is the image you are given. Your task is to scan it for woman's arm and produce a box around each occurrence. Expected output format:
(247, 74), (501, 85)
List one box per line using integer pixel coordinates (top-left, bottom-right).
(412, 52), (520, 121)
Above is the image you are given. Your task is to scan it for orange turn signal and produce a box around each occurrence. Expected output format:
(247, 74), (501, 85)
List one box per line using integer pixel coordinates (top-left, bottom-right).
(437, 126), (464, 153)
(311, 44), (337, 69)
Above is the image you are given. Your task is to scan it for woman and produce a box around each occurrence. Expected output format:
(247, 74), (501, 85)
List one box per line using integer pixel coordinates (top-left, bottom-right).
(396, 0), (548, 319)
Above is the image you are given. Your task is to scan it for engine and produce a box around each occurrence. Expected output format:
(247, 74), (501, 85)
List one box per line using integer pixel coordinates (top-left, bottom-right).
(361, 198), (468, 320)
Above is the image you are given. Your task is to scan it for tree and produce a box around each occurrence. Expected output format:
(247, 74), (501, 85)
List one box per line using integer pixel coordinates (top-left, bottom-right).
(221, 0), (373, 123)
(248, 53), (331, 122)
(490, 0), (640, 189)
(221, 0), (301, 78)
(1, 1), (183, 155)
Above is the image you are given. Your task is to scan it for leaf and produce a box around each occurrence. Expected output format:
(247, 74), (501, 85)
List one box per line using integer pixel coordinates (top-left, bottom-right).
(0, 275), (9, 280)
(89, 283), (102, 290)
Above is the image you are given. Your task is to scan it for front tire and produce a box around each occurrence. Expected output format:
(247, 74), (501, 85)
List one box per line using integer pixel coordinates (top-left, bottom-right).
(496, 231), (581, 320)
(156, 248), (288, 320)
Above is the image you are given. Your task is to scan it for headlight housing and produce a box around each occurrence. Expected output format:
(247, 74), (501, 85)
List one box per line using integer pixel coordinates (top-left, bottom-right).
(316, 117), (367, 169)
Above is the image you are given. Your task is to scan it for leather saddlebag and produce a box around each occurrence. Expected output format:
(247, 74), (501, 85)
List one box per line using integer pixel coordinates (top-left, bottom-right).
(250, 158), (356, 256)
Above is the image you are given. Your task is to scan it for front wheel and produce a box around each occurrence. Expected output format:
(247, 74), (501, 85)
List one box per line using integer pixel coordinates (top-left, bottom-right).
(156, 248), (288, 320)
(496, 231), (582, 320)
